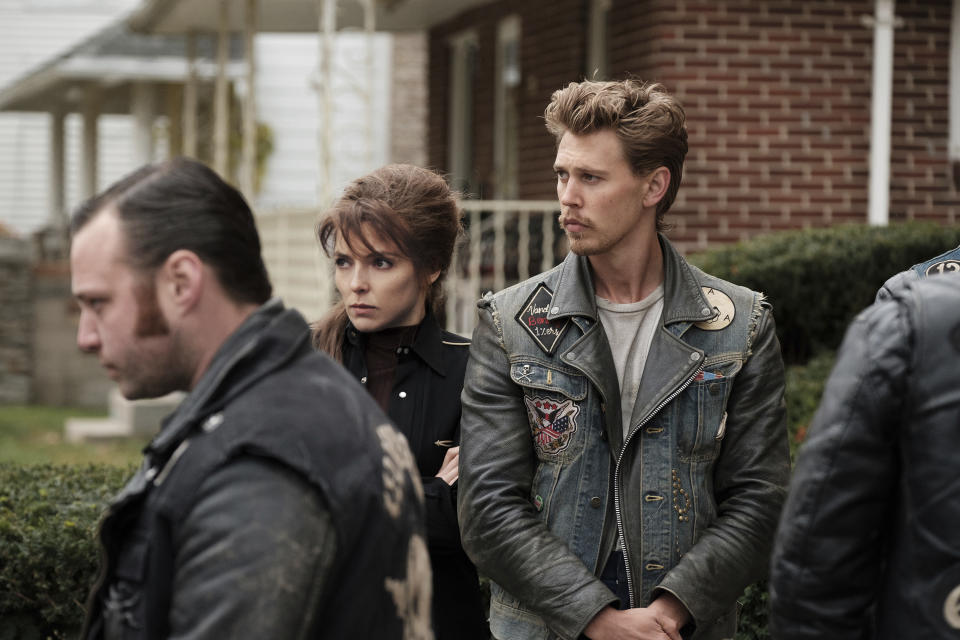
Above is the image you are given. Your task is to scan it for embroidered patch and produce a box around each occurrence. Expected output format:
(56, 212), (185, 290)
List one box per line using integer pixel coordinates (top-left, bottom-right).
(694, 287), (736, 331)
(524, 395), (580, 456)
(694, 370), (724, 381)
(516, 284), (570, 354)
(944, 584), (960, 629)
(925, 259), (960, 276)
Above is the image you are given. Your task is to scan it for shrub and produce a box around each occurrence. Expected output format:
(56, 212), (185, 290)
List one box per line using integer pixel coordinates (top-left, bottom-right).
(689, 222), (960, 365)
(0, 463), (131, 640)
(733, 351), (836, 639)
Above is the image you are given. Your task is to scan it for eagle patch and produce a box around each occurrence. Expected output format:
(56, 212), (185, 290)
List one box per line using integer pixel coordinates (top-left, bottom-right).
(524, 395), (580, 456)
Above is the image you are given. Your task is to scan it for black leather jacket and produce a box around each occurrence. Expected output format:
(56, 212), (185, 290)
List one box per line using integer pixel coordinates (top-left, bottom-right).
(81, 300), (430, 640)
(770, 274), (960, 639)
(341, 313), (489, 640)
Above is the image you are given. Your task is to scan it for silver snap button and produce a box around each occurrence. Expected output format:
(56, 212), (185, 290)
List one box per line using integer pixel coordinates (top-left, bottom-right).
(202, 412), (224, 432)
(551, 306), (560, 314)
(399, 391), (407, 399)
(701, 307), (712, 316)
(690, 352), (701, 361)
(360, 376), (367, 384)
(568, 352), (577, 359)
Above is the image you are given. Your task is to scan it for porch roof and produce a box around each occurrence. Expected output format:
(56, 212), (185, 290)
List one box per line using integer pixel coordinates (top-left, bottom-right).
(126, 0), (489, 34)
(0, 23), (243, 114)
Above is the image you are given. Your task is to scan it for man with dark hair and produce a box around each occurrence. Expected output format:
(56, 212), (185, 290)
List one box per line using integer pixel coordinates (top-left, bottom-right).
(73, 158), (432, 640)
(770, 274), (960, 640)
(458, 80), (790, 640)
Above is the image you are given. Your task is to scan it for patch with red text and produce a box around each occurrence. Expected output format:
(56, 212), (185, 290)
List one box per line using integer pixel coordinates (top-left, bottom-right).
(524, 395), (580, 456)
(516, 284), (570, 355)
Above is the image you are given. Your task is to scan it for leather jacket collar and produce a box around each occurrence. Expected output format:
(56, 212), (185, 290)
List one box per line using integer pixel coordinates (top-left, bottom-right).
(345, 311), (448, 377)
(548, 233), (716, 327)
(148, 298), (308, 458)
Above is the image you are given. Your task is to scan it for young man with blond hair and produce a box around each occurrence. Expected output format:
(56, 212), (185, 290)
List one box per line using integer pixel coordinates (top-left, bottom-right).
(458, 79), (790, 640)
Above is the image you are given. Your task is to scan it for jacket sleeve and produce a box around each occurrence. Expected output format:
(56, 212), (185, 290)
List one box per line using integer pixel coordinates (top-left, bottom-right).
(457, 297), (616, 640)
(655, 303), (791, 627)
(168, 456), (337, 639)
(769, 300), (907, 640)
(422, 475), (462, 552)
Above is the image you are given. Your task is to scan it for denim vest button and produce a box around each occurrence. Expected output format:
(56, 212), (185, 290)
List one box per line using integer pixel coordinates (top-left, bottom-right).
(398, 391), (407, 399)
(590, 496), (602, 508)
(690, 352), (701, 361)
(551, 306), (560, 314)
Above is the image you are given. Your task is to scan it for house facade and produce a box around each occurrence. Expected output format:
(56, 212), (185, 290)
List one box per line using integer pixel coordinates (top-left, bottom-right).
(426, 0), (960, 253)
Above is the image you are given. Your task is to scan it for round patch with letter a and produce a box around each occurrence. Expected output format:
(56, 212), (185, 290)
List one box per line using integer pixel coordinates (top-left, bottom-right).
(694, 286), (736, 331)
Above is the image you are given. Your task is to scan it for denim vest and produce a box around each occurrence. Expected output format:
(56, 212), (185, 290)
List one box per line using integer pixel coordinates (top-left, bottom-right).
(460, 236), (788, 640)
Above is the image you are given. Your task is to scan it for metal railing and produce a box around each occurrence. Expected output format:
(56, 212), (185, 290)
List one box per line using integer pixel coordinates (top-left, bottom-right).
(255, 200), (566, 336)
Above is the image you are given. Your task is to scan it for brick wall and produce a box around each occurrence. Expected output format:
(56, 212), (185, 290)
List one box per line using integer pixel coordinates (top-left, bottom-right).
(429, 0), (959, 254)
(428, 0), (586, 198)
(391, 31), (429, 167)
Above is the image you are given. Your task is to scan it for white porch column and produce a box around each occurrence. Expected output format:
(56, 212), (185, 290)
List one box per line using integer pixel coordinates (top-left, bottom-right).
(316, 0), (335, 206)
(49, 107), (66, 229)
(867, 0), (896, 226)
(183, 31), (199, 158)
(81, 87), (101, 199)
(950, 0), (960, 188)
(241, 0), (258, 197)
(131, 82), (156, 165)
(166, 84), (184, 157)
(214, 0), (231, 178)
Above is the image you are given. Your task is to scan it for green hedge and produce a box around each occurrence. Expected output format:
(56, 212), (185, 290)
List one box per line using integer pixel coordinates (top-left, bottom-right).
(734, 350), (835, 639)
(689, 222), (960, 365)
(0, 350), (839, 639)
(0, 463), (131, 640)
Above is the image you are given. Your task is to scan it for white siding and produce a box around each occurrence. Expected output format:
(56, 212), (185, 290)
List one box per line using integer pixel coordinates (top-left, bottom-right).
(254, 31), (392, 209)
(0, 0), (137, 236)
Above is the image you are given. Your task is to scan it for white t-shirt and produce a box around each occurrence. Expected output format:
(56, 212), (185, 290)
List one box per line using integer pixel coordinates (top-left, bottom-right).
(596, 284), (665, 439)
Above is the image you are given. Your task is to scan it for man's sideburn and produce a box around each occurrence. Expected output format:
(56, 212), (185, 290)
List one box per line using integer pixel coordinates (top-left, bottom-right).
(133, 277), (170, 338)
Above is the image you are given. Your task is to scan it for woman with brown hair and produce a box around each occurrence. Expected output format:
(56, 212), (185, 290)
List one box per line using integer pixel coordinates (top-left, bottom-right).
(313, 164), (488, 639)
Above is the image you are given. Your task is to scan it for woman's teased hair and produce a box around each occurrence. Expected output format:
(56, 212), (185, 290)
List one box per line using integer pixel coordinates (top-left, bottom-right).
(312, 164), (462, 360)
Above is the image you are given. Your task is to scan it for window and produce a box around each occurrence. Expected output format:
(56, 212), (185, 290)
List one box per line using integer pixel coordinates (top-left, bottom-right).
(447, 30), (478, 196)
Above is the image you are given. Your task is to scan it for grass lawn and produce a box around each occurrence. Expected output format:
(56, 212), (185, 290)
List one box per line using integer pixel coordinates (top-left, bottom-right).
(0, 405), (148, 466)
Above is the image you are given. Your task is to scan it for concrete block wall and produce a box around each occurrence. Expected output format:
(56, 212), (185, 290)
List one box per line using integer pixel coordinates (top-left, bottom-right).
(0, 237), (32, 404)
(31, 265), (112, 409)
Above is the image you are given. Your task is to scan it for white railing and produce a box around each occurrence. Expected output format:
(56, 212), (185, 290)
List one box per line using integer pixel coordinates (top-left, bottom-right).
(255, 206), (333, 325)
(446, 200), (564, 337)
(255, 200), (566, 336)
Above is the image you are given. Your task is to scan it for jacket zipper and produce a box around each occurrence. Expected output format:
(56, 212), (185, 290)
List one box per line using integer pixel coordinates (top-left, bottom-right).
(613, 363), (702, 608)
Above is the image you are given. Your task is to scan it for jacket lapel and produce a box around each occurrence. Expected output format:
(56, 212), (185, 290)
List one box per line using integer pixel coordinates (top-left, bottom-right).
(629, 237), (712, 431)
(549, 253), (624, 453)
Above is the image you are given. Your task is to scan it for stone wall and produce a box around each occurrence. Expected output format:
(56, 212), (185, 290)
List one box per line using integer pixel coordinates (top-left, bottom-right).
(0, 236), (33, 404)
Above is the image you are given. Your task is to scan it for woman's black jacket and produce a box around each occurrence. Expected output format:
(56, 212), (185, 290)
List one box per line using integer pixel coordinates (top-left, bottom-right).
(342, 313), (489, 640)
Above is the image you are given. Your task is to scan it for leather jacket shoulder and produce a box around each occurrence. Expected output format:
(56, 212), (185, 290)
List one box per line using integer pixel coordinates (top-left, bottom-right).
(771, 274), (960, 640)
